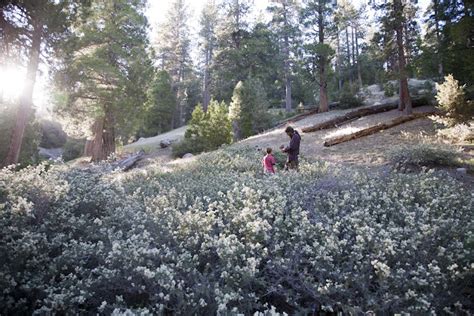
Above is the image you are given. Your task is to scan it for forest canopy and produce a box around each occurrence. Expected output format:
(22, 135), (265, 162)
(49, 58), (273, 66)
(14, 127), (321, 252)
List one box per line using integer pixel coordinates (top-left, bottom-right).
(0, 0), (472, 164)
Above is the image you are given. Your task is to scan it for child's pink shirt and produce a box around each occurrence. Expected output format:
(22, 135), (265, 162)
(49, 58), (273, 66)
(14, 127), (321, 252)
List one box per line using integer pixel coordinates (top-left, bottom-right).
(263, 154), (276, 173)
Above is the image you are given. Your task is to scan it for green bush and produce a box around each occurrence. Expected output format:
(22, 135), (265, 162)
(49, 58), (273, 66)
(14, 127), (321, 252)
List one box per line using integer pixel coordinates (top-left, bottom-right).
(272, 149), (287, 169)
(0, 147), (472, 314)
(383, 82), (396, 97)
(176, 100), (232, 157)
(171, 137), (208, 158)
(229, 78), (272, 140)
(436, 75), (474, 126)
(338, 90), (364, 109)
(62, 138), (85, 161)
(388, 143), (461, 168)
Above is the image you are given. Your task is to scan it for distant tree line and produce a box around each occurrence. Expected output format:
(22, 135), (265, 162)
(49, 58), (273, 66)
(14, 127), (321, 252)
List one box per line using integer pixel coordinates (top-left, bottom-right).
(1, 0), (472, 164)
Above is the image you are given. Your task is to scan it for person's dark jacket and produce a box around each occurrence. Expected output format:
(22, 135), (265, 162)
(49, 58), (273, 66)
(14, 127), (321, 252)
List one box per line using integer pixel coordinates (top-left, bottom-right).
(283, 131), (301, 162)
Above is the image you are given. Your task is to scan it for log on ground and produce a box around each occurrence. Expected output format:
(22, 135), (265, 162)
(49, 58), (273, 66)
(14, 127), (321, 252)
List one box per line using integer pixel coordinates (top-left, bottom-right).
(302, 98), (428, 133)
(272, 108), (319, 130)
(115, 150), (145, 171)
(323, 112), (437, 147)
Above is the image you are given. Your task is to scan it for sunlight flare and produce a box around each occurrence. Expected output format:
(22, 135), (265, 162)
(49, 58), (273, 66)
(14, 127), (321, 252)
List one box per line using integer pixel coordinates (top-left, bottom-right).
(0, 66), (25, 101)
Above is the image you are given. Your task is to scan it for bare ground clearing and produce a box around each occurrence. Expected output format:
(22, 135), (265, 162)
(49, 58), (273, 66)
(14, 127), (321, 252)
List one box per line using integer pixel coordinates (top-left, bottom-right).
(122, 104), (472, 178)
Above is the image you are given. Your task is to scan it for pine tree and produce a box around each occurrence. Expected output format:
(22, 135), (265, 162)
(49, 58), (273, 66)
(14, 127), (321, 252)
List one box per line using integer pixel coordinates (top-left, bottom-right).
(184, 101), (231, 150)
(374, 0), (418, 114)
(268, 0), (301, 112)
(212, 0), (252, 101)
(229, 81), (244, 141)
(155, 0), (192, 127)
(229, 78), (271, 141)
(334, 0), (366, 89)
(55, 0), (153, 162)
(301, 0), (336, 113)
(1, 0), (82, 167)
(198, 0), (219, 111)
(142, 70), (176, 137)
(206, 100), (232, 148)
(424, 0), (445, 78)
(421, 0), (473, 84)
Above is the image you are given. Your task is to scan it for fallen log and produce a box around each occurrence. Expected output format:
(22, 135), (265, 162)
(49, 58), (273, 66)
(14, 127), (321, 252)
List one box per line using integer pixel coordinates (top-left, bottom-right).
(115, 150), (145, 171)
(272, 108), (319, 130)
(323, 111), (437, 147)
(302, 98), (429, 133)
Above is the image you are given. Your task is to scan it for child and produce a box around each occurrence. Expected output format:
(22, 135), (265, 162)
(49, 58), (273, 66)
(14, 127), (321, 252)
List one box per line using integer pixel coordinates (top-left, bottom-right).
(262, 147), (276, 174)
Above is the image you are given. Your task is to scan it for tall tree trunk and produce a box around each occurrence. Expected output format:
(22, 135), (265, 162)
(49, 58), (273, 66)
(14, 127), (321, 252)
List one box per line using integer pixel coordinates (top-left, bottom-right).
(318, 0), (329, 113)
(336, 30), (343, 91)
(2, 18), (41, 167)
(90, 110), (116, 162)
(202, 66), (211, 112)
(351, 25), (356, 72)
(231, 120), (241, 142)
(284, 36), (292, 112)
(395, 0), (412, 115)
(345, 26), (351, 66)
(178, 56), (186, 126)
(84, 139), (93, 157)
(355, 25), (363, 87)
(404, 23), (412, 64)
(282, 4), (292, 112)
(202, 47), (212, 111)
(90, 118), (104, 161)
(345, 25), (352, 84)
(433, 0), (444, 77)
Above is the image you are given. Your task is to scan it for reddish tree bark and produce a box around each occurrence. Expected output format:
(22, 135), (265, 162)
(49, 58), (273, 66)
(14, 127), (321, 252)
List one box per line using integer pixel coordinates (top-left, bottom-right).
(90, 110), (116, 162)
(318, 0), (329, 113)
(355, 25), (363, 87)
(395, 0), (412, 115)
(282, 1), (293, 113)
(2, 18), (42, 167)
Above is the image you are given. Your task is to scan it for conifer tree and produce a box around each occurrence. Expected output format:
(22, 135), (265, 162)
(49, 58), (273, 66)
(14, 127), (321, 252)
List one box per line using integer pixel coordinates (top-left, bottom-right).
(268, 0), (301, 112)
(229, 78), (271, 141)
(374, 0), (416, 114)
(198, 0), (219, 111)
(1, 0), (82, 167)
(301, 0), (336, 113)
(142, 70), (176, 137)
(155, 0), (192, 127)
(55, 0), (153, 161)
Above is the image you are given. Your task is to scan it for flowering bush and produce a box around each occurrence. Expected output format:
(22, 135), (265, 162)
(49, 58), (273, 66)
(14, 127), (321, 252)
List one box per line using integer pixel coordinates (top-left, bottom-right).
(0, 147), (472, 314)
(435, 75), (474, 126)
(436, 122), (474, 144)
(388, 142), (462, 169)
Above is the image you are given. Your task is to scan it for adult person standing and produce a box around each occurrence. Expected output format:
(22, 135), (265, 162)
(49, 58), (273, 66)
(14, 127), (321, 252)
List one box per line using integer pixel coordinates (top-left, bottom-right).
(280, 126), (301, 171)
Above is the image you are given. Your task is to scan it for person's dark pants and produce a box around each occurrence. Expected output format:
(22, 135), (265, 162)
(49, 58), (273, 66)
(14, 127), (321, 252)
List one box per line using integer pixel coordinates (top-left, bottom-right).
(285, 159), (299, 171)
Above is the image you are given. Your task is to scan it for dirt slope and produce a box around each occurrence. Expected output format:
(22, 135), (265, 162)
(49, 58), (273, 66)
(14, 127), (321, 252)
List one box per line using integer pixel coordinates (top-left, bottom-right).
(238, 105), (437, 167)
(122, 104), (446, 170)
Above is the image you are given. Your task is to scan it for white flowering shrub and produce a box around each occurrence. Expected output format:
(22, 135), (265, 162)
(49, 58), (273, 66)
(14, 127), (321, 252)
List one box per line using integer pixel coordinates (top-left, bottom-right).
(388, 143), (462, 169)
(0, 147), (472, 314)
(436, 122), (474, 143)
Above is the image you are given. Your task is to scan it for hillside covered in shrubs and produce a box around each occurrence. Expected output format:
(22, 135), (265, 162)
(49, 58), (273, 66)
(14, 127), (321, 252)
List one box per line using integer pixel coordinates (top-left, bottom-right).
(0, 148), (472, 314)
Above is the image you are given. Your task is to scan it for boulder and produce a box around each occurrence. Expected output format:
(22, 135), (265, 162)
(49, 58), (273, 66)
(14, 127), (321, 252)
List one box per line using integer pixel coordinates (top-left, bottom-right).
(182, 153), (194, 159)
(456, 168), (467, 175)
(160, 139), (172, 148)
